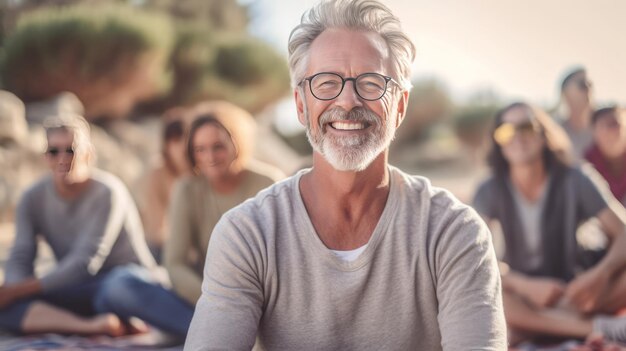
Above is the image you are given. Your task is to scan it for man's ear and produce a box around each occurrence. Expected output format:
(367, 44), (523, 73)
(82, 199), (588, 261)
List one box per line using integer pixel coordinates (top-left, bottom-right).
(295, 88), (307, 126)
(395, 90), (409, 128)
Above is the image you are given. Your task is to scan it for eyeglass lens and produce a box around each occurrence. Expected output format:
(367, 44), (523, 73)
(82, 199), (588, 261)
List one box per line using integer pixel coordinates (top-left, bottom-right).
(309, 73), (389, 100)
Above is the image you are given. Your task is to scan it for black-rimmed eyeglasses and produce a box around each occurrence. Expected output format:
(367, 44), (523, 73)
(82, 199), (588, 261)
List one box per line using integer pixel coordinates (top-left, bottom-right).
(300, 72), (400, 101)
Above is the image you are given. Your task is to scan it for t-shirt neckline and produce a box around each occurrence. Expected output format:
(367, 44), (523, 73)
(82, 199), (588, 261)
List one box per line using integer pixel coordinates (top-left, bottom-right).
(292, 166), (399, 271)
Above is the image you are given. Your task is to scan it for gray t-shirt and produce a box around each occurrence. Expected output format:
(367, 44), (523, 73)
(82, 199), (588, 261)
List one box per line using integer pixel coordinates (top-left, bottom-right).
(185, 166), (506, 351)
(5, 170), (156, 291)
(508, 179), (548, 272)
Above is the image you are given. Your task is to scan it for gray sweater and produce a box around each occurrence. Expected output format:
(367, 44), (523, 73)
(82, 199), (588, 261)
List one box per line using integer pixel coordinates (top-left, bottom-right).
(185, 167), (507, 351)
(5, 170), (156, 291)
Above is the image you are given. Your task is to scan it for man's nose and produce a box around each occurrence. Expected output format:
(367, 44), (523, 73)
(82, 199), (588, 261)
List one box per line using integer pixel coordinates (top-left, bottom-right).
(334, 80), (363, 111)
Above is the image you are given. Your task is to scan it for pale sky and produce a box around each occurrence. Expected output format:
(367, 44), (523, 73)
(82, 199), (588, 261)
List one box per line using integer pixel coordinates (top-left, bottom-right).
(245, 0), (625, 106)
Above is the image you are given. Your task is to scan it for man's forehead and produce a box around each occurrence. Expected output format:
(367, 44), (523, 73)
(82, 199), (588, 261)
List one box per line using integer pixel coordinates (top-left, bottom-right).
(307, 28), (390, 73)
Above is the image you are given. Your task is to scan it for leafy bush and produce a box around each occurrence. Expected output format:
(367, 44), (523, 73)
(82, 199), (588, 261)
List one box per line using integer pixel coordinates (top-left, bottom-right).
(162, 25), (290, 114)
(0, 2), (290, 118)
(1, 5), (173, 101)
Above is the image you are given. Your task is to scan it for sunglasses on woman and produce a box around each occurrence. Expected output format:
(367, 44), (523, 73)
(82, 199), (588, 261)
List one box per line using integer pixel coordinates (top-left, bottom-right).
(494, 121), (540, 145)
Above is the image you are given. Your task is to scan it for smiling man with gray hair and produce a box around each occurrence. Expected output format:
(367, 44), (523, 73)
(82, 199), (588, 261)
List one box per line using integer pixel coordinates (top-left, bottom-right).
(184, 0), (506, 349)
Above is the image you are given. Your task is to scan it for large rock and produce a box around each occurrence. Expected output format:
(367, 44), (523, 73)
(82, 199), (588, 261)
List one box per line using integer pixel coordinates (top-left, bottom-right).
(0, 91), (47, 220)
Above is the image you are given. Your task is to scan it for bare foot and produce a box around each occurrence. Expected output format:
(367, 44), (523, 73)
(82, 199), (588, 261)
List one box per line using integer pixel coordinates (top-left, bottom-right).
(90, 313), (127, 337)
(125, 317), (150, 335)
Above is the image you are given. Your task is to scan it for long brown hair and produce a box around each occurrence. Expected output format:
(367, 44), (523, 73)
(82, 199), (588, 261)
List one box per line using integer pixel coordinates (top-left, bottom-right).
(487, 102), (573, 177)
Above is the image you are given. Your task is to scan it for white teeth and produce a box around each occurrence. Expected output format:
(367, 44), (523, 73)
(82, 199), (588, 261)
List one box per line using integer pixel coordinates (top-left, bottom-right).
(331, 122), (365, 130)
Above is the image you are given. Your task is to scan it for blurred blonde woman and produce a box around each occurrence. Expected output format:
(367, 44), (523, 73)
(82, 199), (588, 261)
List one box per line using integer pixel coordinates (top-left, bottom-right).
(164, 101), (284, 305)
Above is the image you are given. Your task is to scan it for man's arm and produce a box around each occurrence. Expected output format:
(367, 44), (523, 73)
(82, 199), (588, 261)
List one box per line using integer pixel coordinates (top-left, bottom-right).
(184, 215), (264, 351)
(435, 208), (507, 351)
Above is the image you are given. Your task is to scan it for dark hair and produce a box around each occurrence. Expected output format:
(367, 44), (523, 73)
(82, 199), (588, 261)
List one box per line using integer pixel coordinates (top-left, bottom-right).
(591, 105), (620, 125)
(487, 102), (572, 177)
(186, 114), (234, 169)
(164, 119), (184, 142)
(161, 119), (186, 173)
(560, 67), (586, 93)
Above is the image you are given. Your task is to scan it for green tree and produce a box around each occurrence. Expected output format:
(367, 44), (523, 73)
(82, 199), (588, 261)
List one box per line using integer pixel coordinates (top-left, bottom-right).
(141, 0), (248, 32)
(1, 0), (290, 118)
(1, 4), (173, 119)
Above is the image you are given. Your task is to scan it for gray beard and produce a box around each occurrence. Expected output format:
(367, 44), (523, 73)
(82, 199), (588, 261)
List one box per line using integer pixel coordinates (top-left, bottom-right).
(305, 106), (395, 171)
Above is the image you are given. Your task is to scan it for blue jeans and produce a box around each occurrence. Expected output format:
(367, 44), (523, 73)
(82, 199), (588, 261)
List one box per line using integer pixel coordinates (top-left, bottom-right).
(0, 265), (194, 337)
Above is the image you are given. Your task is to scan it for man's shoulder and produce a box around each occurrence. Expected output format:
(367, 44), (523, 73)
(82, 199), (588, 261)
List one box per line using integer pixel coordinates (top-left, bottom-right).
(390, 166), (484, 234)
(390, 166), (469, 213)
(226, 172), (300, 220)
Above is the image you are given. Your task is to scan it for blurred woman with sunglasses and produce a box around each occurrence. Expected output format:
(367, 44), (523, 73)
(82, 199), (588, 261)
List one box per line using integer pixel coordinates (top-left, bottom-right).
(164, 101), (283, 306)
(473, 102), (626, 344)
(0, 114), (193, 338)
(557, 67), (595, 162)
(585, 106), (626, 206)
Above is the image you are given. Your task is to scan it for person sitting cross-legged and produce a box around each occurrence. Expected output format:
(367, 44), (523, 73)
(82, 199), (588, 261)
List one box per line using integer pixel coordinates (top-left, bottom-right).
(473, 102), (626, 345)
(0, 114), (194, 339)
